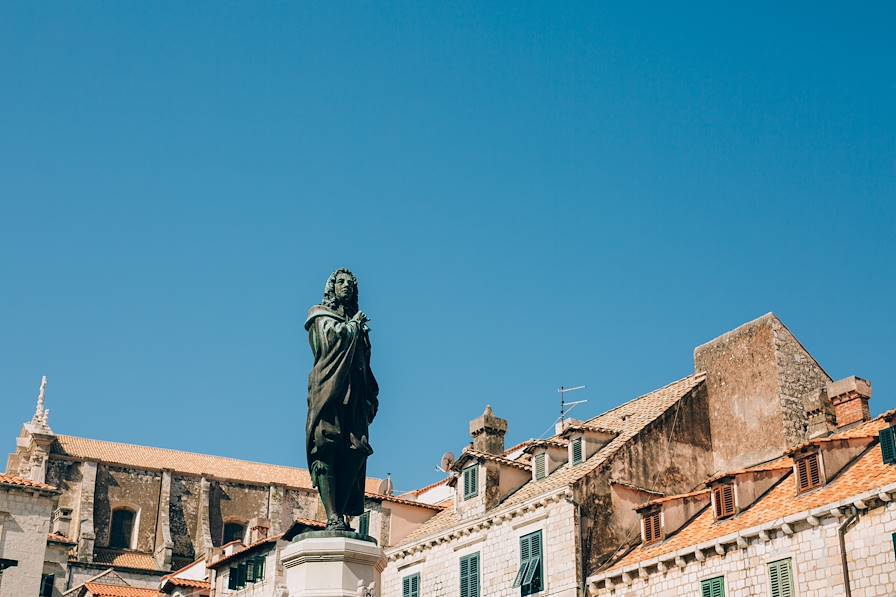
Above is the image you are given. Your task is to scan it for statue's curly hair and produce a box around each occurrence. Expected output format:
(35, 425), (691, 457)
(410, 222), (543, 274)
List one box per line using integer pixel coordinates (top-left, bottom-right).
(322, 268), (359, 316)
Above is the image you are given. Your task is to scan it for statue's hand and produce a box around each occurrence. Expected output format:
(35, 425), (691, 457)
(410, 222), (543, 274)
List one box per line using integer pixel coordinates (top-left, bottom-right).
(352, 311), (369, 325)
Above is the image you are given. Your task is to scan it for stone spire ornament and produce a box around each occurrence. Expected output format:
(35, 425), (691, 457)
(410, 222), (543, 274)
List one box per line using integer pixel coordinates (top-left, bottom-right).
(27, 375), (53, 434)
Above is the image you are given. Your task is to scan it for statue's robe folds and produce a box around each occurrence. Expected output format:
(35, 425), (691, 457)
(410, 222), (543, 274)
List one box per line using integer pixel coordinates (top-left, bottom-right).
(305, 305), (379, 517)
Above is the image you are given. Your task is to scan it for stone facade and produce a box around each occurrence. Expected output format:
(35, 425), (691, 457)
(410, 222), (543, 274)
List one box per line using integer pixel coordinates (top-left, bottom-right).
(695, 313), (832, 473)
(0, 478), (58, 597)
(590, 487), (896, 596)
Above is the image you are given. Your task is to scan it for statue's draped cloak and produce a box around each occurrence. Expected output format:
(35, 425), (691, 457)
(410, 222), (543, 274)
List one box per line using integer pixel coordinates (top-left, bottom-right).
(304, 305), (378, 516)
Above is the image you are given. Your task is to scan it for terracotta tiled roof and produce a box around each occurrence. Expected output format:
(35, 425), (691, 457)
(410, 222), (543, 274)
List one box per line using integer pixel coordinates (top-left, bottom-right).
(365, 491), (447, 510)
(161, 577), (209, 589)
(405, 477), (450, 497)
(294, 517), (327, 529)
(92, 549), (160, 571)
(636, 488), (710, 510)
(396, 375), (703, 547)
(48, 533), (76, 544)
(83, 583), (160, 597)
(0, 474), (58, 493)
(52, 435), (381, 492)
(452, 448), (532, 472)
(208, 533), (284, 569)
(706, 456), (793, 483)
(786, 419), (882, 454)
(602, 418), (893, 574)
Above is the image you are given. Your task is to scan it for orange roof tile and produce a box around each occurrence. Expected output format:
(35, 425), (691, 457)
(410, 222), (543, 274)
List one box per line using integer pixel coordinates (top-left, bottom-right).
(396, 375), (703, 547)
(208, 533), (285, 569)
(0, 474), (58, 493)
(365, 491), (446, 510)
(451, 448), (532, 472)
(47, 533), (76, 544)
(83, 583), (160, 597)
(603, 419), (894, 574)
(52, 435), (381, 492)
(294, 517), (327, 529)
(91, 549), (160, 571)
(162, 577), (209, 589)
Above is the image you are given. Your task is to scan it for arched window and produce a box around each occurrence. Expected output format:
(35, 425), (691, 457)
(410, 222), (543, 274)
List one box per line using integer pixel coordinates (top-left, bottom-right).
(223, 522), (246, 544)
(109, 508), (136, 549)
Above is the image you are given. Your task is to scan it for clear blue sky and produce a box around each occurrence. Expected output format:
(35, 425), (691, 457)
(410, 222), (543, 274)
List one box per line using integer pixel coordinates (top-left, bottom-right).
(1, 3), (893, 492)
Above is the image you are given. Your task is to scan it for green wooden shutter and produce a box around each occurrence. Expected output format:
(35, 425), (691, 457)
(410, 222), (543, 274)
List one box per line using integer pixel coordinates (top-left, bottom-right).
(572, 438), (583, 464)
(768, 559), (793, 597)
(403, 573), (420, 597)
(460, 553), (480, 597)
(534, 453), (546, 480)
(359, 511), (370, 536)
(228, 567), (239, 590)
(881, 427), (896, 464)
(700, 576), (724, 597)
(512, 535), (530, 587)
(255, 555), (265, 581)
(463, 465), (478, 499)
(520, 531), (544, 596)
(892, 533), (896, 559)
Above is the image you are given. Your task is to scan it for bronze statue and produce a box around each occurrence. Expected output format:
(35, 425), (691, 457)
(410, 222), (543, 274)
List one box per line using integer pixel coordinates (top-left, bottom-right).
(305, 268), (379, 531)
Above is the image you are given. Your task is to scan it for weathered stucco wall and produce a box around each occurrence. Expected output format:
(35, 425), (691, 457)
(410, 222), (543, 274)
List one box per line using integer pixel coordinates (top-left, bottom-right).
(578, 382), (713, 574)
(695, 314), (829, 473)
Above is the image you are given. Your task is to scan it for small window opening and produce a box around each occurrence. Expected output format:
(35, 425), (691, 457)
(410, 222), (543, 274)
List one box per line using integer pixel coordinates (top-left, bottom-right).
(223, 522), (246, 544)
(109, 508), (136, 549)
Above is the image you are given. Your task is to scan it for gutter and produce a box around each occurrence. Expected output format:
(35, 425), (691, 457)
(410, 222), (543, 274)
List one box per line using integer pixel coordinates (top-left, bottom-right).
(838, 506), (859, 597)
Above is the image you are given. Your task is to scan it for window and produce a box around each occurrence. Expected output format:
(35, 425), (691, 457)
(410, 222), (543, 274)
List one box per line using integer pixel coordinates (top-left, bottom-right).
(227, 556), (266, 590)
(358, 511), (370, 536)
(571, 438), (583, 465)
(402, 573), (420, 597)
(223, 522), (246, 544)
(713, 484), (736, 518)
(109, 508), (135, 549)
(795, 453), (822, 492)
(642, 511), (662, 544)
(40, 574), (54, 597)
(892, 533), (896, 559)
(534, 453), (546, 480)
(512, 530), (543, 595)
(700, 576), (724, 597)
(459, 552), (480, 597)
(463, 464), (479, 500)
(767, 558), (793, 597)
(881, 426), (896, 464)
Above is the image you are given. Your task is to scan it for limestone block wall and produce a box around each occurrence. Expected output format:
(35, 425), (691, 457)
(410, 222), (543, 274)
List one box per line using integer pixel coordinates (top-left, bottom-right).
(0, 489), (55, 597)
(596, 504), (896, 597)
(383, 498), (578, 597)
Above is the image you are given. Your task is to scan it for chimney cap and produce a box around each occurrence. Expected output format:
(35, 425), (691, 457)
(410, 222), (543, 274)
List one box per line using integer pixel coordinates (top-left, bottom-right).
(469, 404), (507, 436)
(827, 376), (872, 402)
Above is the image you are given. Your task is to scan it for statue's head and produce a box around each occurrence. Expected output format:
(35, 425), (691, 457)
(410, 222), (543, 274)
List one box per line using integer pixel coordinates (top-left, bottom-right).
(322, 268), (359, 315)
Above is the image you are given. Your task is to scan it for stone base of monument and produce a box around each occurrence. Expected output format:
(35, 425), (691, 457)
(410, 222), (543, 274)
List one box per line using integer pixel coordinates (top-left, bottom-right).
(281, 531), (386, 597)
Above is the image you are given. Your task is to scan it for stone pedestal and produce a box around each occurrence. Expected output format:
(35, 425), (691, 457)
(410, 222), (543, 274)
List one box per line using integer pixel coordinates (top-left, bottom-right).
(282, 535), (386, 597)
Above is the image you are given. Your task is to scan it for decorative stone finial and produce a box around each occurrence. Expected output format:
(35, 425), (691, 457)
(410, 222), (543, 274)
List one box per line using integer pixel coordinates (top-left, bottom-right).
(27, 375), (53, 434)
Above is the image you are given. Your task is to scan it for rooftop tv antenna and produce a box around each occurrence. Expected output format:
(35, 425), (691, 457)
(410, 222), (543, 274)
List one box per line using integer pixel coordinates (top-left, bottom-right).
(558, 385), (587, 423)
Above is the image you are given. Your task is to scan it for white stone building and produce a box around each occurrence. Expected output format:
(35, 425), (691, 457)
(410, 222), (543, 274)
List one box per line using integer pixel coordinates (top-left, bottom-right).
(587, 412), (896, 597)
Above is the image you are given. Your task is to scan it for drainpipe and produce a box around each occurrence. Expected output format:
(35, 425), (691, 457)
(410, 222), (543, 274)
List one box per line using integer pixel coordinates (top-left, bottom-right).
(837, 506), (859, 597)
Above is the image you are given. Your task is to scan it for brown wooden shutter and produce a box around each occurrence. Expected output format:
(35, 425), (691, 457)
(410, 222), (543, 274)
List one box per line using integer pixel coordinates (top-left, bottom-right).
(642, 511), (661, 544)
(713, 484), (735, 518)
(796, 453), (822, 491)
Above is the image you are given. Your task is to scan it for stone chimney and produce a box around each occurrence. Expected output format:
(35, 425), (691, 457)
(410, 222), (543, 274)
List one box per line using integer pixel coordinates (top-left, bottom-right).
(469, 405), (507, 455)
(248, 517), (271, 544)
(828, 376), (872, 428)
(51, 507), (73, 537)
(802, 387), (836, 439)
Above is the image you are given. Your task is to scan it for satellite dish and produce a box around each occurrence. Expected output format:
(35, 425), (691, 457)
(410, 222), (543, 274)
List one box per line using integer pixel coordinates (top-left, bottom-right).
(377, 474), (393, 496)
(439, 452), (456, 473)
